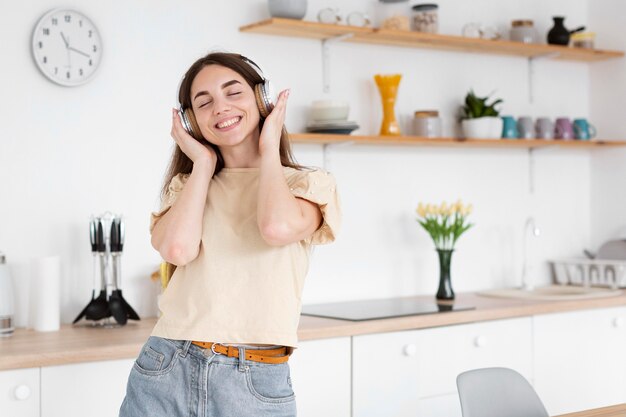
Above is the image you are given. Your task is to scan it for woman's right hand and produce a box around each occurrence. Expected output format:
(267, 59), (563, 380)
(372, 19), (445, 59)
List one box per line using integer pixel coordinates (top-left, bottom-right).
(171, 108), (217, 169)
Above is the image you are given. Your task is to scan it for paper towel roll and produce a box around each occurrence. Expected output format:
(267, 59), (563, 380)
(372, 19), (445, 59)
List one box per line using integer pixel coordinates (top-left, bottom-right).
(30, 256), (61, 332)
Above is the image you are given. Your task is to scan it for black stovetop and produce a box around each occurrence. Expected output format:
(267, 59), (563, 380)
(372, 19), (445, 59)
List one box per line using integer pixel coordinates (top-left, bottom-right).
(301, 297), (475, 321)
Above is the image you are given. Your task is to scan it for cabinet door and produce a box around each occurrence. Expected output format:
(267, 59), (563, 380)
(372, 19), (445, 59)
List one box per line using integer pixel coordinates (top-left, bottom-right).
(289, 337), (351, 417)
(41, 359), (134, 417)
(0, 367), (40, 417)
(353, 317), (533, 417)
(534, 307), (626, 416)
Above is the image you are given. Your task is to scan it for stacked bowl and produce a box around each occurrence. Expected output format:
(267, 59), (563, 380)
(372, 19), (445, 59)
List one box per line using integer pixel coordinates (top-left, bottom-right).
(306, 100), (359, 134)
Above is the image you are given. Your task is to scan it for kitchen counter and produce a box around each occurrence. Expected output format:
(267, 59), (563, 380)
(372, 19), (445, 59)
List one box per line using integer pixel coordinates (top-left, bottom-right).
(1, 291), (625, 371)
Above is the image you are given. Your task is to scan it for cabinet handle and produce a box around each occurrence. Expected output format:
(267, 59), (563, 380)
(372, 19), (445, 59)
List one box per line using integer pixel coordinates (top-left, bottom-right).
(14, 385), (31, 401)
(403, 344), (417, 356)
(474, 336), (488, 348)
(613, 317), (625, 328)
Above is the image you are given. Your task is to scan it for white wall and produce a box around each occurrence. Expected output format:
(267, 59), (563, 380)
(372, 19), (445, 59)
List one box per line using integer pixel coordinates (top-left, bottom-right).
(1, 0), (609, 326)
(589, 0), (626, 248)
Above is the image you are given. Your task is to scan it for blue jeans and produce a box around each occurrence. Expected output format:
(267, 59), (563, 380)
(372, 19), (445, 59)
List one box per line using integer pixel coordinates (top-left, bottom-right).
(119, 336), (297, 417)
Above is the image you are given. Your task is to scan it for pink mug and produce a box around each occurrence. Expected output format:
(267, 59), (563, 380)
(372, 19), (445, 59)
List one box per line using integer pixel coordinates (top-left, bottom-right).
(555, 117), (574, 140)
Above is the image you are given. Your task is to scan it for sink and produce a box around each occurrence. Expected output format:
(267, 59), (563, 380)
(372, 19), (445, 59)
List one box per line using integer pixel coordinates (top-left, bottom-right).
(478, 285), (622, 301)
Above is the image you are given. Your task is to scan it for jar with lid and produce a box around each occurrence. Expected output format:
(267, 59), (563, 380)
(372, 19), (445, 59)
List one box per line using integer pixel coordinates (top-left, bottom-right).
(413, 110), (442, 137)
(571, 32), (595, 49)
(411, 4), (438, 33)
(510, 20), (538, 44)
(376, 0), (410, 31)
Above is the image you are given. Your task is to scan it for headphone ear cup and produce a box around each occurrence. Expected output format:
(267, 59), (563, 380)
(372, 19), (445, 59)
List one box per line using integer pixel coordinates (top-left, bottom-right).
(254, 81), (275, 119)
(183, 108), (203, 140)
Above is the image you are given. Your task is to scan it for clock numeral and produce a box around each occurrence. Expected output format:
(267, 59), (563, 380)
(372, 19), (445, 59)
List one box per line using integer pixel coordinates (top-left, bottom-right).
(54, 67), (58, 74)
(43, 56), (47, 64)
(66, 71), (71, 79)
(89, 59), (93, 66)
(79, 68), (84, 76)
(93, 45), (97, 53)
(51, 18), (58, 25)
(38, 41), (43, 49)
(43, 28), (50, 35)
(64, 15), (71, 23)
(79, 20), (83, 27)
(88, 30), (92, 38)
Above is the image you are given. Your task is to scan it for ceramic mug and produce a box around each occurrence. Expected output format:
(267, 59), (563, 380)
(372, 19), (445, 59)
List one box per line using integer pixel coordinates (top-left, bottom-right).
(555, 117), (574, 140)
(517, 116), (534, 139)
(573, 118), (597, 140)
(535, 117), (554, 139)
(501, 115), (519, 139)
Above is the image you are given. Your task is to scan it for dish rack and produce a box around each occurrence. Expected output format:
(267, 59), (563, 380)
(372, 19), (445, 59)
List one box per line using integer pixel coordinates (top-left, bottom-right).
(550, 258), (626, 289)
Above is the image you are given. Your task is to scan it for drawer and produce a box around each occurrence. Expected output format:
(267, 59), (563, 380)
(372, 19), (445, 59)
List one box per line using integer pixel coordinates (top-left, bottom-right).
(416, 317), (533, 397)
(0, 367), (40, 417)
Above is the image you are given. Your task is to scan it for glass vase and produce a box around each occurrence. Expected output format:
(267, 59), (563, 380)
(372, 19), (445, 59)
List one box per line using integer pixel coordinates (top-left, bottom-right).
(436, 249), (455, 300)
(374, 74), (402, 136)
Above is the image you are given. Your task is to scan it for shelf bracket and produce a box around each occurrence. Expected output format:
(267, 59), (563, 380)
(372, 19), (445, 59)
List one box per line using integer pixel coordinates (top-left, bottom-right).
(322, 33), (354, 93)
(527, 52), (560, 103)
(322, 140), (353, 170)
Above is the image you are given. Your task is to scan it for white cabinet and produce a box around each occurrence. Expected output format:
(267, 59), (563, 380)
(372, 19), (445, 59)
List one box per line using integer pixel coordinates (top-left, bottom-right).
(40, 359), (134, 417)
(533, 307), (626, 416)
(0, 367), (40, 417)
(353, 317), (533, 417)
(289, 337), (351, 417)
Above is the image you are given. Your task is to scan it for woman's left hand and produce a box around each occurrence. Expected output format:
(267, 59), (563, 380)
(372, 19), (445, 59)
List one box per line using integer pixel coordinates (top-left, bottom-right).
(259, 89), (290, 156)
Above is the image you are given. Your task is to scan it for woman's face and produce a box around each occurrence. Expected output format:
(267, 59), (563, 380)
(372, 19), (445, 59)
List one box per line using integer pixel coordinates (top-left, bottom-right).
(190, 64), (260, 146)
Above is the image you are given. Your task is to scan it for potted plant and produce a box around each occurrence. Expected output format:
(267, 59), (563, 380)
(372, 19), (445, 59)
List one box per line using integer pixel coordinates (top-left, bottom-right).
(416, 200), (474, 300)
(461, 90), (503, 139)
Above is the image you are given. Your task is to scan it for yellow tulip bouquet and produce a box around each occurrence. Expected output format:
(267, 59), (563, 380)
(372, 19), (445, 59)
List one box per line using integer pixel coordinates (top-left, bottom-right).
(415, 200), (473, 250)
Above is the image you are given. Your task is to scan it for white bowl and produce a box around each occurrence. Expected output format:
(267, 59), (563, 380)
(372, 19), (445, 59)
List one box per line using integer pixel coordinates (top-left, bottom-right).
(310, 100), (350, 121)
(268, 0), (307, 20)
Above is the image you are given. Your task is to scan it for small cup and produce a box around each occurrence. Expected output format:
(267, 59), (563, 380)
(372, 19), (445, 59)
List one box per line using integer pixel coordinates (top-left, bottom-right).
(555, 117), (574, 140)
(346, 11), (371, 27)
(317, 8), (341, 24)
(413, 110), (441, 137)
(535, 117), (554, 139)
(501, 115), (519, 139)
(573, 118), (597, 140)
(517, 116), (534, 139)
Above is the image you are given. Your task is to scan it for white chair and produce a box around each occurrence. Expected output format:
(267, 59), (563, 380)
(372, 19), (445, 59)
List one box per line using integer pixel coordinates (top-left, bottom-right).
(456, 367), (549, 417)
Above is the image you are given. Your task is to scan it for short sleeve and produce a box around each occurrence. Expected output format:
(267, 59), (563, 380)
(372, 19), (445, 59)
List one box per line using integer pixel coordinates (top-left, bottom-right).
(287, 169), (341, 245)
(149, 173), (190, 234)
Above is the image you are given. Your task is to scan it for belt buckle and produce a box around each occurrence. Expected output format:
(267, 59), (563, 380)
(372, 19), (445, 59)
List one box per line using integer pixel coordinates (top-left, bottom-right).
(211, 342), (224, 356)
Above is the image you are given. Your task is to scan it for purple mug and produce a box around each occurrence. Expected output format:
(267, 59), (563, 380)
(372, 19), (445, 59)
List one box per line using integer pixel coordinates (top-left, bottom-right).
(555, 117), (574, 140)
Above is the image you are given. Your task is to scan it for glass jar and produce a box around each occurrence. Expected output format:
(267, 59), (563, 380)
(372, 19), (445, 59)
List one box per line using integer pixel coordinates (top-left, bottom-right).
(510, 20), (538, 44)
(376, 0), (410, 31)
(411, 4), (438, 33)
(571, 32), (595, 49)
(413, 110), (442, 137)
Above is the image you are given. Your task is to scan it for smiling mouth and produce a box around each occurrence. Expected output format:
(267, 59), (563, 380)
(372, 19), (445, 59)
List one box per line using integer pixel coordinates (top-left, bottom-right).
(215, 116), (242, 130)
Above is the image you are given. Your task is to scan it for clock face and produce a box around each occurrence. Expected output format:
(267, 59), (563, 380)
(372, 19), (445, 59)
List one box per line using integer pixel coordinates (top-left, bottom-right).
(31, 9), (102, 86)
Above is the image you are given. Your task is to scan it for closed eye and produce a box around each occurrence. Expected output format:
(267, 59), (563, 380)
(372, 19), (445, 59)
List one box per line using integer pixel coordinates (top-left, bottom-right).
(228, 92), (242, 96)
(198, 100), (212, 108)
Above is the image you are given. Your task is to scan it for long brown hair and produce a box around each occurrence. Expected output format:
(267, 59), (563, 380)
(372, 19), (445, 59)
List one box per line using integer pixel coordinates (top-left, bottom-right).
(158, 52), (307, 281)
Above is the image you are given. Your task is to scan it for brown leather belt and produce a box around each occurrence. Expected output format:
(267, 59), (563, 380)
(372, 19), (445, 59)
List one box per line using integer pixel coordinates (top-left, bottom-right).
(191, 341), (291, 364)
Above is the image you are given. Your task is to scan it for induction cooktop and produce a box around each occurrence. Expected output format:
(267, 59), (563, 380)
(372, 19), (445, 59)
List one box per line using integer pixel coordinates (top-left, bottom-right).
(301, 297), (475, 321)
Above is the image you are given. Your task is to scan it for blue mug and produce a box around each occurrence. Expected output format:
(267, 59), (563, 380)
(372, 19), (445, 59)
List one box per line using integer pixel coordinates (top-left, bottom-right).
(501, 116), (519, 139)
(573, 118), (597, 140)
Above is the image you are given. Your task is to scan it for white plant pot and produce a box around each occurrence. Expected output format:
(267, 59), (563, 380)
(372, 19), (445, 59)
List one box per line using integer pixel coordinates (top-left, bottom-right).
(461, 117), (503, 139)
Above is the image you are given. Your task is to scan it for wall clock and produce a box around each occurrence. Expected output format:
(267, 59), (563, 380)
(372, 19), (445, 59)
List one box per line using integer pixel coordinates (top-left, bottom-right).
(31, 9), (103, 86)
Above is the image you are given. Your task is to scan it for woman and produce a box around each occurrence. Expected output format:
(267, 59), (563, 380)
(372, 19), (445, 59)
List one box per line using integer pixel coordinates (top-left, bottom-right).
(119, 52), (340, 417)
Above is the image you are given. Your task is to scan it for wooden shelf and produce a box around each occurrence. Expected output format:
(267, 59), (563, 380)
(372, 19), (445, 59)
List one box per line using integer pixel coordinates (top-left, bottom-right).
(240, 18), (624, 62)
(291, 133), (626, 148)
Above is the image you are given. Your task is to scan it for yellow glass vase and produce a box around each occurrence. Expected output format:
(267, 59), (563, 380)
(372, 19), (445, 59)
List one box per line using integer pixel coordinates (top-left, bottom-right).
(374, 74), (402, 136)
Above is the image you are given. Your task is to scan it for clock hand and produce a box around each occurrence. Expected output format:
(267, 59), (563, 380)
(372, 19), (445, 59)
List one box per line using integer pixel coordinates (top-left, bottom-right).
(60, 31), (69, 48)
(68, 46), (91, 58)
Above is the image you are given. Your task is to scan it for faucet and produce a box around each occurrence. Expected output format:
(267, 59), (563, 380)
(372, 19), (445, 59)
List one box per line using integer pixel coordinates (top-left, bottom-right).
(521, 217), (540, 291)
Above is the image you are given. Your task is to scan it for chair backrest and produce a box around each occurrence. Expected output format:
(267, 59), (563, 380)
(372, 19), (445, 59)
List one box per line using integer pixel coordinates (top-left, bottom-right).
(456, 367), (549, 417)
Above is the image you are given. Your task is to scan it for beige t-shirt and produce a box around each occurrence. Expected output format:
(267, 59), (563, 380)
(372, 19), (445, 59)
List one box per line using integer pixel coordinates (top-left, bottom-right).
(149, 166), (341, 347)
